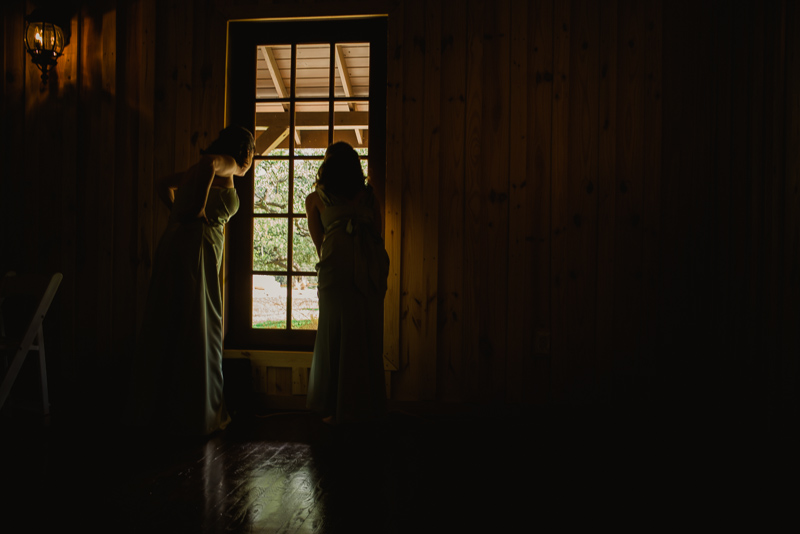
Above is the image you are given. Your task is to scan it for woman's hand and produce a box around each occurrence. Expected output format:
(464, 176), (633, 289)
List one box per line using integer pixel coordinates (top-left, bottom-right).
(198, 207), (210, 225)
(157, 172), (184, 210)
(235, 153), (253, 176)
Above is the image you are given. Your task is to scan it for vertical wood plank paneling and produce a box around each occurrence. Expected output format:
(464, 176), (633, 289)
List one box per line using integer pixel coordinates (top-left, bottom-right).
(420, 0), (441, 401)
(137, 0), (156, 326)
(657, 1), (685, 398)
(596, 0), (617, 403)
(266, 367), (292, 395)
(712, 0), (733, 379)
(549, 0), (570, 402)
(612, 0), (644, 399)
(506, 0), (528, 404)
(148, 0), (176, 237)
(113, 1), (137, 362)
(727, 0), (751, 391)
(761, 1), (777, 398)
(783, 0), (800, 406)
(395, 0), (425, 400)
(525, 0), (554, 404)
(191, 0), (226, 156)
(462, 0), (483, 400)
(0, 1), (26, 272)
(153, 0), (179, 236)
(783, 0), (800, 407)
(563, 0), (599, 402)
(23, 0), (49, 272)
(191, 0), (213, 152)
(480, 0), (510, 401)
(101, 5), (117, 365)
(173, 0), (193, 172)
(77, 4), (116, 373)
(437, 0), (466, 402)
(748, 2), (766, 395)
(383, 2), (404, 376)
(766, 0), (786, 401)
(56, 13), (80, 381)
(641, 0), (662, 398)
(72, 113), (96, 382)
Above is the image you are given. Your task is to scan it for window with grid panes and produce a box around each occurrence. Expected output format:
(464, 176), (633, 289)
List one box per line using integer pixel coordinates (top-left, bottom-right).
(225, 18), (387, 350)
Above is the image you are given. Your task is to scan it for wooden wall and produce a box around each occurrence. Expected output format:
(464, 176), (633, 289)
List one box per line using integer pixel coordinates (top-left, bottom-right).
(1, 0), (797, 416)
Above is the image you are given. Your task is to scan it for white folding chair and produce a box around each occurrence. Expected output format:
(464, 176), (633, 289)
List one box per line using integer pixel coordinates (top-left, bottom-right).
(0, 272), (62, 415)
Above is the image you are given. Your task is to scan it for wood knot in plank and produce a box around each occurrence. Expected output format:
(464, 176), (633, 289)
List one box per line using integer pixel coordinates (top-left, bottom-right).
(489, 189), (508, 203)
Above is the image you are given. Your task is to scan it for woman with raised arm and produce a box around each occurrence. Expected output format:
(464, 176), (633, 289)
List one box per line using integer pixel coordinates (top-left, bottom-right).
(305, 141), (390, 426)
(130, 126), (254, 436)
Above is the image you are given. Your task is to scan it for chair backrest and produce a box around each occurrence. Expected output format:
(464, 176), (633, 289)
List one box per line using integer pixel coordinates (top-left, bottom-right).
(0, 272), (63, 349)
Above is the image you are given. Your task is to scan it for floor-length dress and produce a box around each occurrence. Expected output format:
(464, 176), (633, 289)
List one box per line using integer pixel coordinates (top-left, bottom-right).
(130, 179), (239, 435)
(306, 184), (390, 423)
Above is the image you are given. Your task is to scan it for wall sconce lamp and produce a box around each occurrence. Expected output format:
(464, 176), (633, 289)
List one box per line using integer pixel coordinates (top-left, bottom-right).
(24, 8), (71, 86)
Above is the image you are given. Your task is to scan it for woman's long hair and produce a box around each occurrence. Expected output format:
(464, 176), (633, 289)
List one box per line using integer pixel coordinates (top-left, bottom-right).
(315, 141), (366, 198)
(201, 126), (255, 167)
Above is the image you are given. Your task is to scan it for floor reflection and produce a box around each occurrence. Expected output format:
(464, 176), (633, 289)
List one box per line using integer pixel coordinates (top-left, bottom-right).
(206, 439), (324, 533)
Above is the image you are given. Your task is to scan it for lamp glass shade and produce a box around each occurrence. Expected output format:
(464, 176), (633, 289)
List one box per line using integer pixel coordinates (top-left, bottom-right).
(24, 21), (65, 66)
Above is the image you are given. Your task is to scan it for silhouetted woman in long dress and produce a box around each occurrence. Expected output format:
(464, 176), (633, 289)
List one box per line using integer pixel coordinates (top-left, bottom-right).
(305, 142), (390, 425)
(130, 126), (254, 435)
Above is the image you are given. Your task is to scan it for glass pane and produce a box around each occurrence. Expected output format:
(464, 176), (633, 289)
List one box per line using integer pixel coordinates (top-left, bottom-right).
(252, 275), (286, 329)
(253, 218), (288, 271)
(254, 160), (289, 214)
(334, 43), (370, 98)
(291, 281), (319, 330)
(295, 148), (326, 157)
(293, 159), (320, 213)
(296, 44), (330, 98)
(333, 101), (369, 149)
(256, 44), (291, 100)
(294, 102), (329, 152)
(293, 218), (317, 272)
(255, 106), (290, 157)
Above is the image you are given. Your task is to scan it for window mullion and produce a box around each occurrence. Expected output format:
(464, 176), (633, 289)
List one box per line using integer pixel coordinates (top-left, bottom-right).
(286, 43), (298, 330)
(328, 41), (335, 146)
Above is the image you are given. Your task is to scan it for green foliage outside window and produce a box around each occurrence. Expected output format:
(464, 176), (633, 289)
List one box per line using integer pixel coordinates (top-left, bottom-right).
(253, 152), (324, 273)
(251, 148), (368, 275)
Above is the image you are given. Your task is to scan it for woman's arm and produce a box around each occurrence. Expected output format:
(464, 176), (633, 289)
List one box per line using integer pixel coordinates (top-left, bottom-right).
(187, 154), (249, 222)
(156, 154), (245, 215)
(305, 191), (324, 256)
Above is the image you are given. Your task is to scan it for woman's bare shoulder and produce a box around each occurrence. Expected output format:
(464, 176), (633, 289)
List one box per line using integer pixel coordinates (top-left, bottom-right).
(306, 189), (324, 210)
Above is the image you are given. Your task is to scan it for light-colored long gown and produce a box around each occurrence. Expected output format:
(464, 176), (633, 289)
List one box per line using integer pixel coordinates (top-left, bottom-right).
(306, 184), (390, 423)
(130, 178), (239, 435)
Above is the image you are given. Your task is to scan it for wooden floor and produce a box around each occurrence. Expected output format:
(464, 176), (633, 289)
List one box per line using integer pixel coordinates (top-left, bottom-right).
(1, 402), (793, 533)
